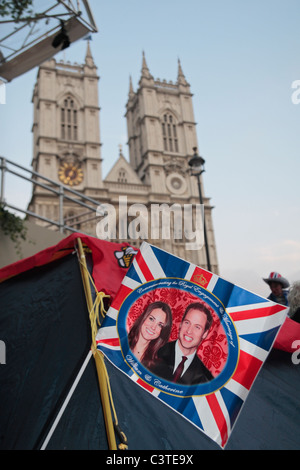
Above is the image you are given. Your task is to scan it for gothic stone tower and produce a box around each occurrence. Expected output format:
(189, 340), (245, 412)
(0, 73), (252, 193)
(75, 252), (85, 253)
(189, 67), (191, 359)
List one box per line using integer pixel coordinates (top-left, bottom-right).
(124, 53), (218, 272)
(28, 42), (104, 231)
(28, 47), (218, 273)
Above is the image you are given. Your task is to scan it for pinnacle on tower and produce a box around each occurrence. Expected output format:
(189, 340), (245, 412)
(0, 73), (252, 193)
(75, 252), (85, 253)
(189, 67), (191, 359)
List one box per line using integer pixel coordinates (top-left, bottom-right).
(85, 40), (95, 67)
(128, 75), (135, 98)
(177, 58), (188, 86)
(140, 51), (153, 80)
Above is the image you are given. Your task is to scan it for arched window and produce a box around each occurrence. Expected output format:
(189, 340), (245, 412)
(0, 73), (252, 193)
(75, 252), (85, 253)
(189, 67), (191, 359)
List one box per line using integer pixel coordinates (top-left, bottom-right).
(61, 96), (78, 141)
(162, 113), (179, 153)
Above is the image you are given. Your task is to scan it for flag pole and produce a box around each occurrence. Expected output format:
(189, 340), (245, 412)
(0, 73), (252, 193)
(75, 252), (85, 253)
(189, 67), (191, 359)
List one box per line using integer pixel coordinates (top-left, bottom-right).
(76, 238), (118, 450)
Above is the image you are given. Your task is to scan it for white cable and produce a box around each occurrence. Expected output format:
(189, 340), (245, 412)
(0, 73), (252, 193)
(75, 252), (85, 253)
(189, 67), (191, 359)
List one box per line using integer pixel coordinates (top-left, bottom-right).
(40, 349), (93, 450)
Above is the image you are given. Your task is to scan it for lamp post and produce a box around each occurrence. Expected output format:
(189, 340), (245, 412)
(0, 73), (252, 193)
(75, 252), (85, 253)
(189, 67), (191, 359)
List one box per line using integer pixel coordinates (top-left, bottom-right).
(188, 147), (212, 272)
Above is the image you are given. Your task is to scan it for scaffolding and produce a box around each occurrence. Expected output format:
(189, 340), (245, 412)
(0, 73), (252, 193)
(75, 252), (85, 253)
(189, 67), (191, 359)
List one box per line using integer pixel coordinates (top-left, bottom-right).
(0, 156), (101, 235)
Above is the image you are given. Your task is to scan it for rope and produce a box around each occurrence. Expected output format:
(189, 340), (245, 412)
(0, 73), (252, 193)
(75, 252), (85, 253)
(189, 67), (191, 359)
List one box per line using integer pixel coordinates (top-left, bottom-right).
(76, 238), (128, 450)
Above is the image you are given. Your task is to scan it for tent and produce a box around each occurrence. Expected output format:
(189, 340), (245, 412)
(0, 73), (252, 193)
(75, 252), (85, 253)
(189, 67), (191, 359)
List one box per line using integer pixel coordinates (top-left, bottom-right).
(0, 233), (300, 450)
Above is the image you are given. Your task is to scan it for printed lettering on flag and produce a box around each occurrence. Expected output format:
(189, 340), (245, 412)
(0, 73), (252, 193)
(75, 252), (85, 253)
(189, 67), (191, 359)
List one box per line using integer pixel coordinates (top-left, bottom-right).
(96, 242), (288, 448)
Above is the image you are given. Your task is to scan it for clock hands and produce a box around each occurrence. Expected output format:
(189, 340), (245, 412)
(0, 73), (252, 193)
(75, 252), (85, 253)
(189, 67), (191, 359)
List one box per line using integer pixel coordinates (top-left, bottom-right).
(58, 163), (83, 186)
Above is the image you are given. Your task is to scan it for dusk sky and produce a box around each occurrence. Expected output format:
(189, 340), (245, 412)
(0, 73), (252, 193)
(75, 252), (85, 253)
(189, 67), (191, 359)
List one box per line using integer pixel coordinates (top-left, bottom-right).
(0, 0), (299, 297)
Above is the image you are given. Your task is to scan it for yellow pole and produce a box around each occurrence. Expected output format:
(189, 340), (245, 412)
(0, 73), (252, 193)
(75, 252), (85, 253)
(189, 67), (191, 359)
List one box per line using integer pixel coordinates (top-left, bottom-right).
(76, 238), (117, 450)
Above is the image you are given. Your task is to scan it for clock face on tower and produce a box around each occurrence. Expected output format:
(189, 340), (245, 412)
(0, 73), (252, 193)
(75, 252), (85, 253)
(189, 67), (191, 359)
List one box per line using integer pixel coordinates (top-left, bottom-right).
(58, 162), (83, 186)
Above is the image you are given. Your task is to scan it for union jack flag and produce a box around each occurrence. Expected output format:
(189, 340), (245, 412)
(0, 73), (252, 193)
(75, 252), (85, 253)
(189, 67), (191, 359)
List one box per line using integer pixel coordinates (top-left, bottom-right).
(96, 242), (288, 448)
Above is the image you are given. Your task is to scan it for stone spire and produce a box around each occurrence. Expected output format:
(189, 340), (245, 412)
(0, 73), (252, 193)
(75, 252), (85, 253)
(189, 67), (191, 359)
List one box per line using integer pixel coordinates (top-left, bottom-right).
(177, 58), (188, 86)
(128, 75), (135, 98)
(141, 51), (151, 78)
(85, 40), (95, 68)
(126, 75), (135, 112)
(139, 51), (154, 86)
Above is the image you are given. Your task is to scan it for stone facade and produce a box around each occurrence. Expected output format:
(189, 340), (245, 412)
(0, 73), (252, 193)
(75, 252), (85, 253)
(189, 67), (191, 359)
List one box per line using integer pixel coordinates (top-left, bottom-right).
(28, 44), (219, 273)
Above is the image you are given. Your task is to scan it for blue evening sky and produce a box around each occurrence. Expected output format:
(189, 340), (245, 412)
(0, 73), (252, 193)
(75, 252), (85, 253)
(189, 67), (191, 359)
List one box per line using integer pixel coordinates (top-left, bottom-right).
(0, 0), (299, 296)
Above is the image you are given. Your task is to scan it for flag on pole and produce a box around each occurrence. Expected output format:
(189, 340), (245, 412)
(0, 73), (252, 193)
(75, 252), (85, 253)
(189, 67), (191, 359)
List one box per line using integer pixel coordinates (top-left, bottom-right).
(96, 242), (288, 448)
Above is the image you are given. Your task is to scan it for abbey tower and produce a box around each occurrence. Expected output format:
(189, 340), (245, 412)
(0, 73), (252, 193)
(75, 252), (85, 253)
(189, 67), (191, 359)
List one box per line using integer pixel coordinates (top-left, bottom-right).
(28, 44), (218, 272)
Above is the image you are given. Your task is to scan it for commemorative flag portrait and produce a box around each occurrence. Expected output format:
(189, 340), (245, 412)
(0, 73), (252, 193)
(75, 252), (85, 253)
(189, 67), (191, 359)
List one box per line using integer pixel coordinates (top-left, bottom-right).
(96, 242), (288, 448)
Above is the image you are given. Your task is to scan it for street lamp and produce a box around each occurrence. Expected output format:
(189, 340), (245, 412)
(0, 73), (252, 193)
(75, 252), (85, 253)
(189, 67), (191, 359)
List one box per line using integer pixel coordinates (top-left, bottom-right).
(188, 147), (212, 272)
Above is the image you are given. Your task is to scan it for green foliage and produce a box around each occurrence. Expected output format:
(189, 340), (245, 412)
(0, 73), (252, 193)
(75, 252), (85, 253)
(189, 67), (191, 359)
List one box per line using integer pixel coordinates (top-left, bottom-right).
(0, 204), (27, 257)
(0, 0), (34, 20)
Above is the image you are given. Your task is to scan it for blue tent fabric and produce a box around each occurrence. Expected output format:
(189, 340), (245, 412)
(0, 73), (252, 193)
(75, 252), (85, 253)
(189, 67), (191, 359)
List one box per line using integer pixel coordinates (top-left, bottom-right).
(0, 252), (300, 450)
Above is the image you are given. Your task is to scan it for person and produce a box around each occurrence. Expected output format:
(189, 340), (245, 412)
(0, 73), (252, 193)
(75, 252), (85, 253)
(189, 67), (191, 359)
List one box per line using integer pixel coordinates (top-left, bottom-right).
(128, 301), (172, 369)
(288, 281), (300, 323)
(151, 302), (214, 385)
(263, 272), (289, 306)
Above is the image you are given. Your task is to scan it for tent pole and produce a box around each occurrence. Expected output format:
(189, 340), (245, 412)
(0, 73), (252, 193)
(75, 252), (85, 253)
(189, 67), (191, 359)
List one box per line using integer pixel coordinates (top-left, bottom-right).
(40, 350), (92, 450)
(76, 237), (117, 451)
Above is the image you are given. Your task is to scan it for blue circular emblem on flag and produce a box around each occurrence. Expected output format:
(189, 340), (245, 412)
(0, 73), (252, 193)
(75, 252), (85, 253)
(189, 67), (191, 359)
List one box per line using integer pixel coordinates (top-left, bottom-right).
(117, 278), (239, 397)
